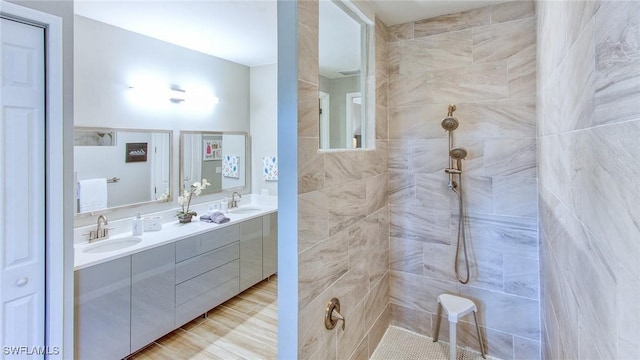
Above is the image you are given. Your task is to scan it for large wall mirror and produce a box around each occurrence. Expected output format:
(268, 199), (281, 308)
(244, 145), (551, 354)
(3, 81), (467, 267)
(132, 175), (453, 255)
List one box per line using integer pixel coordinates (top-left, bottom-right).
(74, 128), (172, 214)
(319, 0), (374, 150)
(180, 132), (248, 196)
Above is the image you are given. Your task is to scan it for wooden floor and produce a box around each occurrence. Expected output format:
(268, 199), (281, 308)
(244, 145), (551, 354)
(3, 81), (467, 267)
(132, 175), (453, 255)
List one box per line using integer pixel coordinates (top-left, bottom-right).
(130, 276), (278, 360)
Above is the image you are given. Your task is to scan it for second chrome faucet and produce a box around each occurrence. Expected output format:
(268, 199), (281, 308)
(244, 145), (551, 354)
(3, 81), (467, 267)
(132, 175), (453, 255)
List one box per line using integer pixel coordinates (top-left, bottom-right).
(229, 191), (241, 209)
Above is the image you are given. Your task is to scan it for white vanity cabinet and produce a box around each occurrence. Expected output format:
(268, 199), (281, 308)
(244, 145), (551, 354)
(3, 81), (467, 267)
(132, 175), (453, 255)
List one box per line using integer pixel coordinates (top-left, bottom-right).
(240, 217), (263, 291)
(262, 212), (278, 278)
(174, 224), (240, 327)
(131, 243), (175, 353)
(74, 256), (131, 360)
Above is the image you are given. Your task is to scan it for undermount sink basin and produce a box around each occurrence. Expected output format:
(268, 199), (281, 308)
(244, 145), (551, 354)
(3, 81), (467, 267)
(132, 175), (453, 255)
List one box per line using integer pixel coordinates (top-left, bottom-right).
(229, 206), (262, 214)
(83, 237), (142, 254)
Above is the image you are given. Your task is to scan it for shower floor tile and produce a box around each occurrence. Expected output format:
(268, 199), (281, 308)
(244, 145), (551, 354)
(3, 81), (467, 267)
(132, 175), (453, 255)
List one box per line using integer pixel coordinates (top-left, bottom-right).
(370, 326), (501, 360)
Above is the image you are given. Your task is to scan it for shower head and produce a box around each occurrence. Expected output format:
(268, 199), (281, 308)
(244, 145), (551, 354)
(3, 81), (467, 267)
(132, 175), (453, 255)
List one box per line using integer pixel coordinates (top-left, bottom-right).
(449, 147), (468, 160)
(441, 117), (459, 131)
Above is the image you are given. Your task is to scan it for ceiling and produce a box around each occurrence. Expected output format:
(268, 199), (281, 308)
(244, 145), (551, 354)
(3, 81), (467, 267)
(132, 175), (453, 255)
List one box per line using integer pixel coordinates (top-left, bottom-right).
(75, 0), (506, 68)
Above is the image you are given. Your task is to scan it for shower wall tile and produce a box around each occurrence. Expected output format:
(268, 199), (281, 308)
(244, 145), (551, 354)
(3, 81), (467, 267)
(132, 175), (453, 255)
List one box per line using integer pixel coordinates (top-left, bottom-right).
(298, 136), (324, 194)
(388, 73), (427, 107)
(331, 258), (369, 318)
(397, 30), (473, 74)
(347, 216), (375, 269)
(484, 137), (536, 177)
(492, 176), (538, 218)
(472, 18), (536, 64)
(389, 303), (432, 337)
(388, 22), (414, 42)
(365, 174), (388, 214)
(514, 336), (541, 360)
(433, 318), (515, 360)
(390, 205), (450, 244)
(422, 243), (455, 282)
(367, 304), (390, 358)
(323, 180), (367, 236)
(414, 6), (490, 38)
(388, 104), (450, 140)
(299, 287), (335, 360)
(454, 98), (536, 138)
(459, 286), (540, 340)
(388, 140), (410, 172)
(594, 1), (640, 126)
(490, 0), (535, 24)
(324, 151), (362, 188)
(297, 0), (318, 85)
(349, 339), (367, 360)
(423, 62), (509, 104)
(455, 175), (493, 214)
(337, 299), (366, 360)
(365, 273), (389, 331)
(415, 173), (450, 210)
(464, 212), (538, 257)
(508, 55), (537, 99)
(298, 190), (329, 252)
(408, 138), (449, 173)
(375, 105), (389, 140)
(390, 270), (458, 313)
(298, 80), (319, 137)
(390, 237), (423, 275)
(388, 173), (415, 205)
(299, 233), (349, 307)
(504, 255), (539, 299)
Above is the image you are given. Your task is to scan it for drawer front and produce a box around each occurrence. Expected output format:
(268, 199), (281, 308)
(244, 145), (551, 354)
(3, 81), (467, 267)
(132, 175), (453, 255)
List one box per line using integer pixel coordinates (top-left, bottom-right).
(175, 224), (239, 262)
(175, 243), (239, 284)
(175, 259), (239, 306)
(175, 277), (239, 327)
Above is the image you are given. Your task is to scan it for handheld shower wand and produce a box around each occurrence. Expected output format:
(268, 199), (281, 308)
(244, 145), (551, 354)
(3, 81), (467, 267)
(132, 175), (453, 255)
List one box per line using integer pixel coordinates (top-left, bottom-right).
(441, 105), (459, 189)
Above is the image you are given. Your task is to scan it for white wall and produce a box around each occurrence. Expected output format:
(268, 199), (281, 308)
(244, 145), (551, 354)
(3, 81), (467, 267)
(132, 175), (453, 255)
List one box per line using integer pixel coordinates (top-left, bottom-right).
(250, 64), (278, 196)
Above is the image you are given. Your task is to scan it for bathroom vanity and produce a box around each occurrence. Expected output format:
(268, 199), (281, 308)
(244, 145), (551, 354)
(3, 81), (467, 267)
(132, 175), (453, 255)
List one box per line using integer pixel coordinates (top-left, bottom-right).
(73, 206), (277, 359)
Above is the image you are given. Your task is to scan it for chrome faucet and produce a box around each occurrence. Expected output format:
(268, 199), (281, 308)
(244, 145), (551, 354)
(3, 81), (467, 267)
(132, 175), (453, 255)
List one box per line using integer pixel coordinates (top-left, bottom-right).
(229, 192), (242, 209)
(87, 215), (110, 242)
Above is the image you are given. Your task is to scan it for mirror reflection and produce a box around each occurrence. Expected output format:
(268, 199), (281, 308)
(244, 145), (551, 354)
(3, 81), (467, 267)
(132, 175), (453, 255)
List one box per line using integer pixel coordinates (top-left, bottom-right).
(318, 0), (370, 150)
(180, 132), (247, 196)
(74, 128), (172, 214)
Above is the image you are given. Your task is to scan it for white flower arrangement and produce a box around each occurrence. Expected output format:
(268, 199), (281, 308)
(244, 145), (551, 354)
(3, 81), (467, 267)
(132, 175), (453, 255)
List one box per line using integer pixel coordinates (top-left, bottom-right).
(176, 179), (210, 220)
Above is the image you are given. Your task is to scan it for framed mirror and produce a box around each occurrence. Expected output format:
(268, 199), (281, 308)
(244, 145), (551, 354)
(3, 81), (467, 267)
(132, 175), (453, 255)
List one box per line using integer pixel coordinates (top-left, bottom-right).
(180, 131), (248, 196)
(74, 127), (172, 214)
(318, 0), (374, 150)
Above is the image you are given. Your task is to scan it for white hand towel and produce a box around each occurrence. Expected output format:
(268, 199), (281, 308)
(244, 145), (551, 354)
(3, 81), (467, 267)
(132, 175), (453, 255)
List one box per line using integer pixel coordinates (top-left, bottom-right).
(78, 178), (108, 212)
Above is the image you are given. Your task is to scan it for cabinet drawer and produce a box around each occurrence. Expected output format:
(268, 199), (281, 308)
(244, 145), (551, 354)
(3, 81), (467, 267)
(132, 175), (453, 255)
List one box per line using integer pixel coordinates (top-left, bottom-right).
(175, 277), (239, 327)
(175, 224), (239, 262)
(175, 243), (239, 284)
(175, 259), (239, 306)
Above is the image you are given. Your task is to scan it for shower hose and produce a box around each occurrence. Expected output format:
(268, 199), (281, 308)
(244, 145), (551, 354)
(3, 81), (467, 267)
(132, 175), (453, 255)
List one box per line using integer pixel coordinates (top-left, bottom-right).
(452, 177), (470, 284)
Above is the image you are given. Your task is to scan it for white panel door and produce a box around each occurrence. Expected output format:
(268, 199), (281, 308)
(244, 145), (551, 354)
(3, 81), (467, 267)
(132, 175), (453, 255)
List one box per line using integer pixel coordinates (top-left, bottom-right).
(0, 17), (46, 359)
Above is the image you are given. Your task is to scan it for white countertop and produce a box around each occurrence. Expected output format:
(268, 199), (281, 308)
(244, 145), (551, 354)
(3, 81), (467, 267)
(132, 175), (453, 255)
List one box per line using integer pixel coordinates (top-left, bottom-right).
(74, 197), (277, 271)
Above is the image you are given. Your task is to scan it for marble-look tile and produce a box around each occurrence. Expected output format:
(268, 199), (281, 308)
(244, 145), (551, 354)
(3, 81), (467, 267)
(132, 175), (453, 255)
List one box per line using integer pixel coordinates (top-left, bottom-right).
(365, 273), (389, 331)
(492, 176), (538, 218)
(536, 1), (567, 88)
(388, 22), (413, 42)
(389, 303), (432, 337)
(508, 55), (536, 99)
(504, 255), (538, 299)
(449, 137), (485, 177)
(386, 41), (401, 76)
(454, 98), (536, 138)
(408, 138), (449, 174)
(367, 304), (389, 358)
(398, 30), (473, 74)
(565, 0), (600, 48)
(298, 233), (349, 307)
(464, 212), (538, 257)
(490, 0), (535, 24)
(347, 216), (375, 269)
(389, 173), (415, 206)
(414, 6), (490, 38)
(330, 258), (368, 318)
(299, 287), (336, 360)
(297, 0), (318, 84)
(390, 205), (450, 244)
(453, 175), (492, 214)
(298, 80), (319, 137)
(473, 18), (536, 64)
(298, 137), (324, 194)
(484, 138), (536, 177)
(337, 299), (366, 360)
(388, 140), (410, 172)
(416, 173), (450, 211)
(375, 18), (389, 61)
(514, 336), (541, 360)
(323, 180), (367, 236)
(324, 151), (362, 188)
(361, 141), (388, 177)
(432, 241), (504, 292)
(389, 270), (458, 313)
(388, 73), (427, 107)
(369, 208), (390, 287)
(422, 242), (455, 282)
(617, 266), (640, 360)
(349, 338), (367, 360)
(390, 237), (423, 275)
(594, 1), (640, 126)
(388, 105), (450, 140)
(375, 105), (388, 140)
(423, 62), (509, 104)
(459, 286), (540, 340)
(375, 72), (388, 106)
(298, 190), (329, 253)
(365, 174), (388, 215)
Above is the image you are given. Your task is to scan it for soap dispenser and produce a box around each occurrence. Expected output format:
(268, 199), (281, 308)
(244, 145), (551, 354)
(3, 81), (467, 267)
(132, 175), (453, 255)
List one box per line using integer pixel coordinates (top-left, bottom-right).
(132, 213), (144, 236)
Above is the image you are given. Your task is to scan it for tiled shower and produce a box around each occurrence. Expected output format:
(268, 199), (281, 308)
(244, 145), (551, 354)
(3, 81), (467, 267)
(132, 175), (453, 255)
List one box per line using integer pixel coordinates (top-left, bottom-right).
(293, 0), (640, 359)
